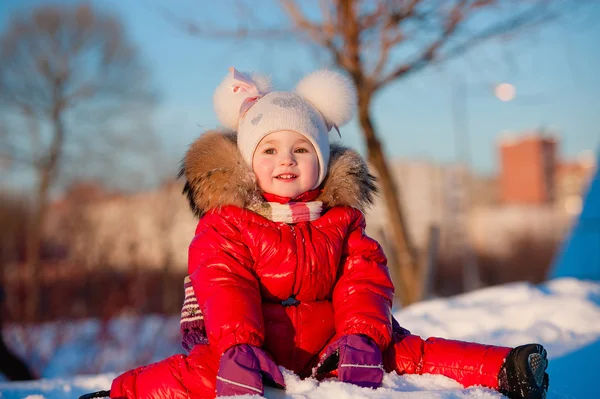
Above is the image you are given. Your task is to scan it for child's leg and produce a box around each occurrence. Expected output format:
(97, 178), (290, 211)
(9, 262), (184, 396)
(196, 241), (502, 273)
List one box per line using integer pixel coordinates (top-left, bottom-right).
(111, 344), (219, 399)
(383, 334), (511, 389)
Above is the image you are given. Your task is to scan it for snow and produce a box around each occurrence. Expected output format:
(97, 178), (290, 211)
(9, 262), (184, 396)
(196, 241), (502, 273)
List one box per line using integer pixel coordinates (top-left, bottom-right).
(1, 277), (599, 398)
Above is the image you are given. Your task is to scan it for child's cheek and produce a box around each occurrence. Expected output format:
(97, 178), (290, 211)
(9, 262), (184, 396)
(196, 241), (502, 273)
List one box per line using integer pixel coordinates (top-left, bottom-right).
(253, 158), (272, 185)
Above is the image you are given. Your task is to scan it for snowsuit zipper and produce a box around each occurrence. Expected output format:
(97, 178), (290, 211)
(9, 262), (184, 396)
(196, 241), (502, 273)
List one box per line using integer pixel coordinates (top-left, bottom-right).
(289, 224), (305, 369)
(290, 224), (304, 295)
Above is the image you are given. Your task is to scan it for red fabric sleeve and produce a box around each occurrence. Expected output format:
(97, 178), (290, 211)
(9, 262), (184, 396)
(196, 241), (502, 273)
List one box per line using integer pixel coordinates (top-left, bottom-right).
(332, 208), (395, 351)
(188, 210), (264, 355)
(110, 344), (219, 398)
(384, 335), (511, 389)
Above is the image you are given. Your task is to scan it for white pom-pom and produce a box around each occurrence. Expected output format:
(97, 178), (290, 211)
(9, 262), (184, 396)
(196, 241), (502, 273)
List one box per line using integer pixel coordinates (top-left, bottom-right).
(251, 73), (272, 94)
(296, 70), (356, 127)
(213, 68), (272, 130)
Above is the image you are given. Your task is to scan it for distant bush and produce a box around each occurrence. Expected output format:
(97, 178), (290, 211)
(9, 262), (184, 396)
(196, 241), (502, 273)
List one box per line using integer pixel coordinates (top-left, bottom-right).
(434, 234), (558, 297)
(3, 266), (186, 323)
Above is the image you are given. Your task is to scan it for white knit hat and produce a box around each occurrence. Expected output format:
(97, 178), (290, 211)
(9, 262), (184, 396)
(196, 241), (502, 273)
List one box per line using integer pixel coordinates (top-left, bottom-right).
(213, 67), (356, 188)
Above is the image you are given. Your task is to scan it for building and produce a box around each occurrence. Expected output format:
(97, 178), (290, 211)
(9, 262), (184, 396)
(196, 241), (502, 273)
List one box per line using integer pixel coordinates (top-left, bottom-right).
(555, 150), (596, 216)
(37, 133), (593, 277)
(499, 132), (558, 205)
(550, 155), (600, 280)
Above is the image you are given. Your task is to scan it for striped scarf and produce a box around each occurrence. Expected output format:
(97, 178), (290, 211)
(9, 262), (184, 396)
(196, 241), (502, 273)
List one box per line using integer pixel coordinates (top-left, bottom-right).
(248, 201), (323, 223)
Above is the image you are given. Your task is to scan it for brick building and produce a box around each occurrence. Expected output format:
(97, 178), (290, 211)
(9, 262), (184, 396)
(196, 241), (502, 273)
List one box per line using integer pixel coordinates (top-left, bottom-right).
(499, 133), (558, 205)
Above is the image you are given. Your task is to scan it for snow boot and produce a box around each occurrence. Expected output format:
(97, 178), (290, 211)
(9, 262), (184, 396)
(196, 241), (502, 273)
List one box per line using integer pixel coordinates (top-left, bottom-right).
(498, 344), (549, 399)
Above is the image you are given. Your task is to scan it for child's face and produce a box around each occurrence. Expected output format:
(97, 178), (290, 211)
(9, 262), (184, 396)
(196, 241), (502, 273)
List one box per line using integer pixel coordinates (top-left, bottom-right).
(252, 130), (319, 199)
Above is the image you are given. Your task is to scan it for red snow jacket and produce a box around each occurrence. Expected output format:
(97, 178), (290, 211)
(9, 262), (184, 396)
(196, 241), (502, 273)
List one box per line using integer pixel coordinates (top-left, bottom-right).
(110, 131), (513, 399)
(189, 204), (394, 374)
(183, 131), (394, 375)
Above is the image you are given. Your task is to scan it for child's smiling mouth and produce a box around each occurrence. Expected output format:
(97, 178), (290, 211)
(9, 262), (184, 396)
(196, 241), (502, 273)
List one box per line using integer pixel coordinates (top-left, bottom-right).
(275, 173), (298, 181)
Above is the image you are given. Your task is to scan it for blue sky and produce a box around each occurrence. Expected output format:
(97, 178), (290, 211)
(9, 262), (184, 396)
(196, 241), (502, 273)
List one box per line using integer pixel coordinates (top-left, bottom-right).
(1, 0), (598, 177)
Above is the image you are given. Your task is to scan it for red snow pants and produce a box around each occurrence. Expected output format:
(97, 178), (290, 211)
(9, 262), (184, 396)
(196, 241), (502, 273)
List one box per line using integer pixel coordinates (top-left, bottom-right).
(110, 334), (511, 399)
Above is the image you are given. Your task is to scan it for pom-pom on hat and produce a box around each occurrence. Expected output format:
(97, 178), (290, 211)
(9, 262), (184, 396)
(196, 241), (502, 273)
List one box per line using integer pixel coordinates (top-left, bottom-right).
(213, 67), (356, 189)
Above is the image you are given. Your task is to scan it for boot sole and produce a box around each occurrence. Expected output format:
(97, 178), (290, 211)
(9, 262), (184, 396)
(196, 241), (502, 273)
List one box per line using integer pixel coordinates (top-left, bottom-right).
(501, 344), (549, 399)
(525, 344), (549, 399)
(527, 345), (548, 389)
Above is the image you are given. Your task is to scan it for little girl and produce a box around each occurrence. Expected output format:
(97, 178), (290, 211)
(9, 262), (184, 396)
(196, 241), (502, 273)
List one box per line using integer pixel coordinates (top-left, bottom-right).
(90, 68), (548, 399)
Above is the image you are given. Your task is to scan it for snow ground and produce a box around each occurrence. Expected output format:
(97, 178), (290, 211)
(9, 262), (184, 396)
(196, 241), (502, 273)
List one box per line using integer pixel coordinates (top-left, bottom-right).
(1, 277), (599, 399)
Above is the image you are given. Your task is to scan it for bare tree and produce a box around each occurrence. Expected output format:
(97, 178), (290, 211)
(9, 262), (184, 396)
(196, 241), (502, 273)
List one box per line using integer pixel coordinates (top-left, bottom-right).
(174, 0), (563, 305)
(0, 3), (157, 323)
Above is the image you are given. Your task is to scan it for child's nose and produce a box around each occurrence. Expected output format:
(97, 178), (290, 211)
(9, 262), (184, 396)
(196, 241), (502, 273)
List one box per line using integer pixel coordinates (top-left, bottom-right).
(279, 153), (297, 166)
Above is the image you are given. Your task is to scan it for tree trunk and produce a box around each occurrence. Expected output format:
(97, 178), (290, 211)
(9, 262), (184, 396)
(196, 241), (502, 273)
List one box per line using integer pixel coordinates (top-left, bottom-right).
(0, 282), (36, 380)
(162, 256), (174, 314)
(24, 201), (43, 324)
(24, 108), (64, 323)
(357, 96), (421, 306)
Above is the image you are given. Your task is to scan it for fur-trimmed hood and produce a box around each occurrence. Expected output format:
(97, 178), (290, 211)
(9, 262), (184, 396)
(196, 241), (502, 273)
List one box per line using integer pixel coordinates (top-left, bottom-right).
(179, 130), (377, 217)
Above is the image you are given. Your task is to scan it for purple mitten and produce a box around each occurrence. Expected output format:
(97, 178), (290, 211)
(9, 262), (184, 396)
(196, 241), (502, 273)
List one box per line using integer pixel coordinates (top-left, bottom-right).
(216, 344), (285, 397)
(316, 334), (384, 389)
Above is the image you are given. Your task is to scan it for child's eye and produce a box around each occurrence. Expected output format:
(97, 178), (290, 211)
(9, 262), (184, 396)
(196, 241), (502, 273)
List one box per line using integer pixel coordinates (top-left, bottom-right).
(263, 148), (276, 155)
(295, 148), (309, 153)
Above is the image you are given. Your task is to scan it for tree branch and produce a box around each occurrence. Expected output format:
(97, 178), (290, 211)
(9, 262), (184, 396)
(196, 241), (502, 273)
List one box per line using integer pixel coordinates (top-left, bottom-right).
(440, 2), (558, 64)
(161, 6), (292, 40)
(280, 0), (343, 67)
(374, 1), (555, 90)
(374, 0), (467, 90)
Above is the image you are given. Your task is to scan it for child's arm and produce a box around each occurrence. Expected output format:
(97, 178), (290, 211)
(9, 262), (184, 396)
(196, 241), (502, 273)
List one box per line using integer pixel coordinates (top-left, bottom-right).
(188, 211), (264, 355)
(333, 208), (395, 351)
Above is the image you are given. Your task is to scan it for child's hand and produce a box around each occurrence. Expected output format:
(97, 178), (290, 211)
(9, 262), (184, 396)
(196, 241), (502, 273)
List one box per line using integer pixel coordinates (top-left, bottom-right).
(216, 344), (285, 397)
(316, 334), (384, 389)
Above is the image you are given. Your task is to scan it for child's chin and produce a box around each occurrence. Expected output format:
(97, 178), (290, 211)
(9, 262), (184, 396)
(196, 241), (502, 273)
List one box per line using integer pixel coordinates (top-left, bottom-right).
(272, 188), (302, 198)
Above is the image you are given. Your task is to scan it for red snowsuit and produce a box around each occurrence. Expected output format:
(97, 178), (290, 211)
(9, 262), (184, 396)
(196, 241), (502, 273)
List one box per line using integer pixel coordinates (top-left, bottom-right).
(110, 132), (511, 399)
